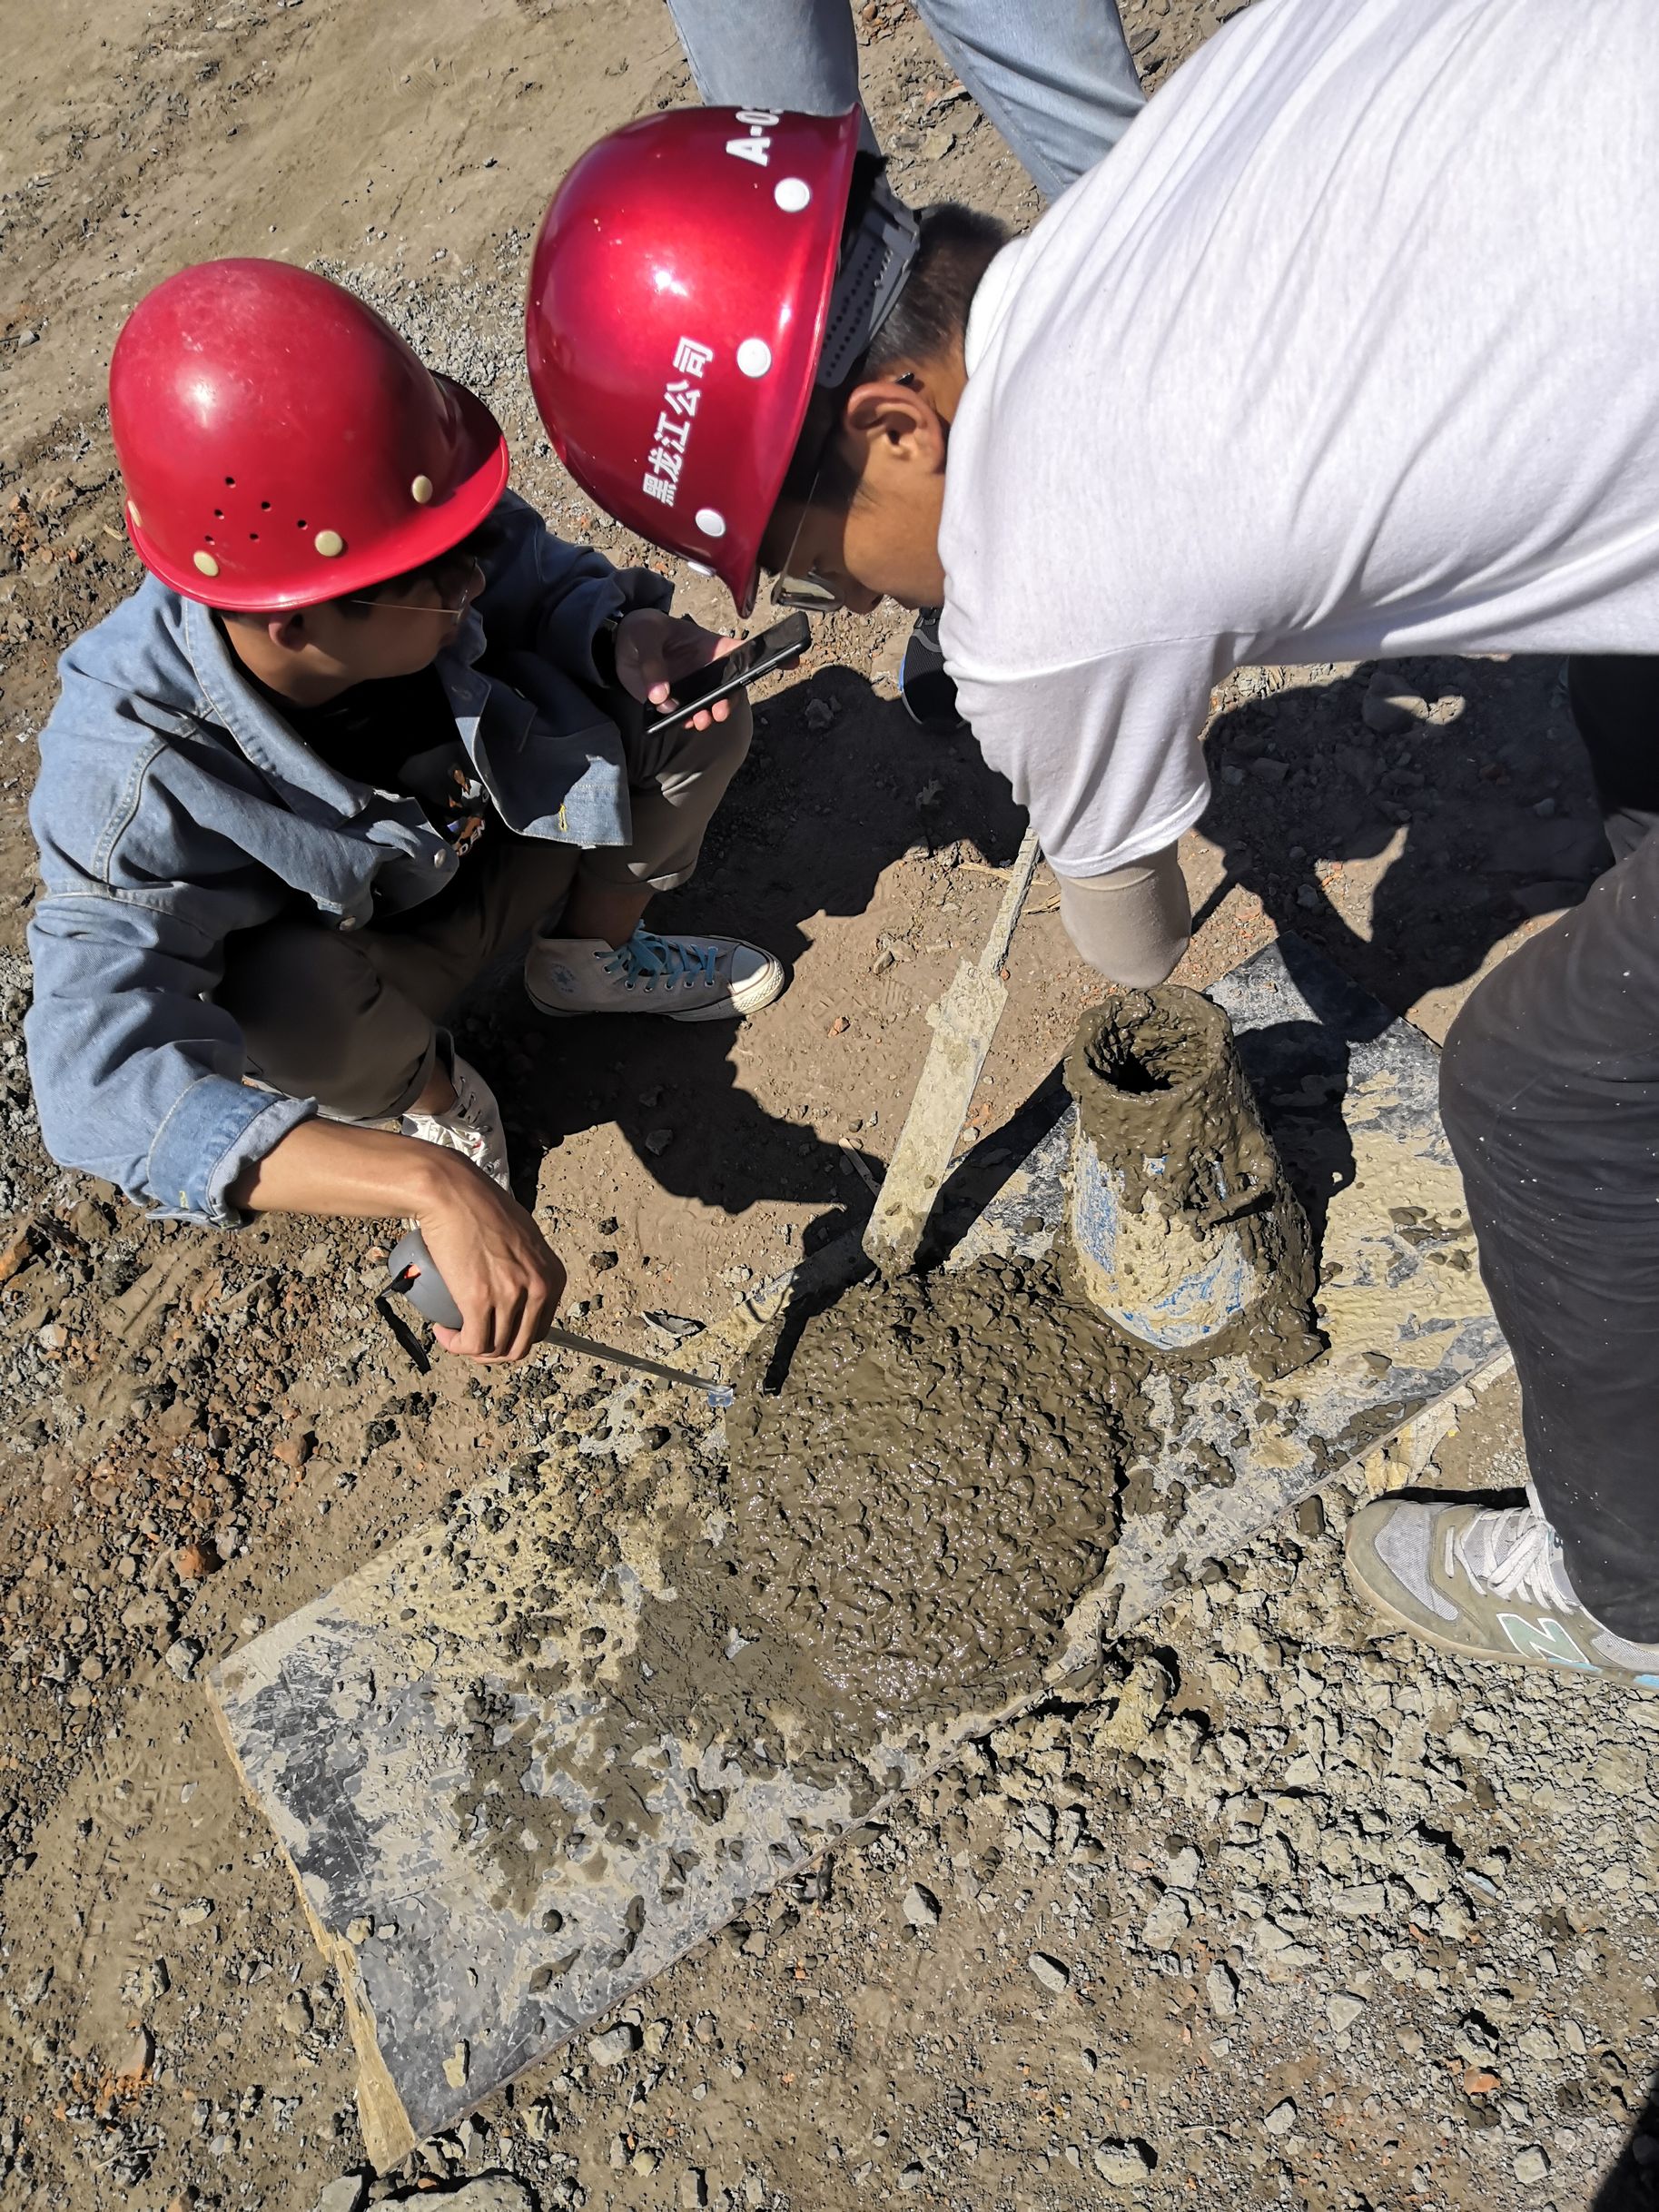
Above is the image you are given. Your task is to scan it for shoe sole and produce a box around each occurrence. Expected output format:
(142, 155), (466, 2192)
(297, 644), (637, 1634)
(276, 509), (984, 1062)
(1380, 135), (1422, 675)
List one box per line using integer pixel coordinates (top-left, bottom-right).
(525, 968), (786, 1024)
(1345, 1545), (1610, 1680)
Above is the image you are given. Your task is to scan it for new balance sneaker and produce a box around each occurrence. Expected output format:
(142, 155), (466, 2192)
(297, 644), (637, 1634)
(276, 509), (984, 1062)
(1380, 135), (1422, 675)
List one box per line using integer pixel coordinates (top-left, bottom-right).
(400, 1052), (510, 1189)
(525, 923), (785, 1022)
(1346, 1496), (1659, 1685)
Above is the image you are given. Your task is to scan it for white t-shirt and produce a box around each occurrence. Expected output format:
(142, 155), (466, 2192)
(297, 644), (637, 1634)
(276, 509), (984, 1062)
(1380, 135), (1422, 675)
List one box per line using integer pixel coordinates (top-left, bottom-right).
(939, 0), (1659, 879)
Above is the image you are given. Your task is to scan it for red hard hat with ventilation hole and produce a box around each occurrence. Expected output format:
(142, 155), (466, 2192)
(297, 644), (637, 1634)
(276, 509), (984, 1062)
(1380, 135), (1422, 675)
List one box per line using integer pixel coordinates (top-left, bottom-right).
(109, 259), (510, 610)
(526, 106), (915, 616)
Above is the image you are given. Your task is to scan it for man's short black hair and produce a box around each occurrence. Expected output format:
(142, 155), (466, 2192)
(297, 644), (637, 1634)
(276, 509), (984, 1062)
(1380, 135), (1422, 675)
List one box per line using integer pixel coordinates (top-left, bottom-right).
(864, 201), (1011, 377)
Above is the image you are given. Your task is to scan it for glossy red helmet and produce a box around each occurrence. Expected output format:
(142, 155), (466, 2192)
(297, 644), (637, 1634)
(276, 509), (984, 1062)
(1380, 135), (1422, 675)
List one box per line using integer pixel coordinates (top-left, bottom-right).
(526, 107), (915, 616)
(109, 259), (510, 610)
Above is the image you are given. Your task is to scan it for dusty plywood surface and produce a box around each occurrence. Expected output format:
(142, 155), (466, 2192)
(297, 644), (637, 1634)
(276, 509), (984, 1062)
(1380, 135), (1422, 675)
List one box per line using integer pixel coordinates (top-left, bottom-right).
(210, 938), (1502, 2162)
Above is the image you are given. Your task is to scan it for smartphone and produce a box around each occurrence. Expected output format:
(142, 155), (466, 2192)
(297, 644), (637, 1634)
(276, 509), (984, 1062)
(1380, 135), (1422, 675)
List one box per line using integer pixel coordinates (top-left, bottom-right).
(645, 611), (812, 734)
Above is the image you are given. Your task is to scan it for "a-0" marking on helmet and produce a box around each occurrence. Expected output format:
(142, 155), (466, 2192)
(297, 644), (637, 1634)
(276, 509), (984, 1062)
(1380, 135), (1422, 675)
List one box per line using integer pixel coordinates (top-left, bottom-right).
(726, 108), (779, 170)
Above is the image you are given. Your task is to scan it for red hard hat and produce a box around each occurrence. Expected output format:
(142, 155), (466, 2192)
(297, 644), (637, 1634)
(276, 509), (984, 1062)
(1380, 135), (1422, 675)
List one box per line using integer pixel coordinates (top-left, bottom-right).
(528, 106), (889, 617)
(109, 259), (510, 610)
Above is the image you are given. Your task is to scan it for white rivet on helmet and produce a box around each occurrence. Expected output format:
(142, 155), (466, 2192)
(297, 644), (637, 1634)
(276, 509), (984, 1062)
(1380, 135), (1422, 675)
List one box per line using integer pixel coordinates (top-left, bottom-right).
(314, 528), (345, 558)
(695, 508), (726, 539)
(775, 177), (812, 212)
(193, 550), (220, 578)
(736, 338), (773, 380)
(411, 475), (434, 505)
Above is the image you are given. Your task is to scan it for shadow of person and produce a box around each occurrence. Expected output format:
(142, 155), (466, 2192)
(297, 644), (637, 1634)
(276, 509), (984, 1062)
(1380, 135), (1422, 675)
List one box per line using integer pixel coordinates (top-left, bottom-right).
(458, 658), (1029, 1251)
(1595, 2069), (1659, 2207)
(1196, 654), (1611, 1039)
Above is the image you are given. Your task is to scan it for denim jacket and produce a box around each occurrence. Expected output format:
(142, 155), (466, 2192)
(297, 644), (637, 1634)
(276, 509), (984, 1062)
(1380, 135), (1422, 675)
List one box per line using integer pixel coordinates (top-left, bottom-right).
(25, 491), (671, 1225)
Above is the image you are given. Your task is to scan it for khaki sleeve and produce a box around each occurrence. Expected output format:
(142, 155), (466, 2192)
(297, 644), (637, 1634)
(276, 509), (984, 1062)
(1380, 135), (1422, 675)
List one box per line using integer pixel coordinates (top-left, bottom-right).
(1054, 841), (1191, 987)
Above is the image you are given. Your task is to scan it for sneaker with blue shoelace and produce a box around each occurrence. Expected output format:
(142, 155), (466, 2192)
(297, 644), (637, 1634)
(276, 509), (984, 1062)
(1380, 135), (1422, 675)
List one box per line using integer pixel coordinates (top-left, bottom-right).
(525, 923), (785, 1022)
(1345, 1494), (1659, 1686)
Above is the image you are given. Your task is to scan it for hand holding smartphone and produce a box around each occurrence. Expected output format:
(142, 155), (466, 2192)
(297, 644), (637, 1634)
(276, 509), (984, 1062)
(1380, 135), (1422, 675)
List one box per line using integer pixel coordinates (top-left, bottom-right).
(645, 611), (812, 735)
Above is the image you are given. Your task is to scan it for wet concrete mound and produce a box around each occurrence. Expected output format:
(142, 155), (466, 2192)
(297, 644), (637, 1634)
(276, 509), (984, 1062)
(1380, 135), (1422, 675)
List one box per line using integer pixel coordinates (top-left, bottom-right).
(726, 1262), (1150, 1733)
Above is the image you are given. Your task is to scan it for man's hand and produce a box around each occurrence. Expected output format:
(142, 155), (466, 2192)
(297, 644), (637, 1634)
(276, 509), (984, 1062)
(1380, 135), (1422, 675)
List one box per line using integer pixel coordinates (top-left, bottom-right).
(612, 609), (739, 729)
(231, 1118), (565, 1365)
(419, 1168), (567, 1364)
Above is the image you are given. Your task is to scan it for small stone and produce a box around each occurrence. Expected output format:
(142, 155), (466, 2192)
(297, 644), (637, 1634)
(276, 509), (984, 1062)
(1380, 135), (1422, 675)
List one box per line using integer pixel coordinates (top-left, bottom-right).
(1362, 668), (1427, 734)
(1514, 2148), (1551, 2187)
(828, 1015), (850, 1036)
(1592, 1743), (1648, 1794)
(272, 1432), (313, 1468)
(921, 123), (955, 160)
(1206, 1963), (1238, 2019)
(163, 1636), (203, 1681)
(311, 2177), (367, 2212)
(281, 1990), (313, 2037)
(1264, 2099), (1297, 2138)
(1028, 1951), (1070, 1995)
(174, 1540), (222, 1579)
(645, 1128), (674, 1156)
(588, 2021), (642, 2067)
(1531, 795), (1558, 819)
(116, 2026), (153, 2082)
(902, 1883), (940, 1931)
(679, 2173), (708, 2210)
(1141, 1890), (1191, 1951)
(1164, 1845), (1201, 1890)
(1092, 2141), (1153, 2187)
(345, 1916), (372, 1945)
(1328, 1992), (1367, 2033)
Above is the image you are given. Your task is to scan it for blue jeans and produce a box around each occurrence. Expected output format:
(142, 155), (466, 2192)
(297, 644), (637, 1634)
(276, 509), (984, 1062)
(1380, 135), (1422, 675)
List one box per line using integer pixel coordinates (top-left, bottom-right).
(665, 0), (1143, 199)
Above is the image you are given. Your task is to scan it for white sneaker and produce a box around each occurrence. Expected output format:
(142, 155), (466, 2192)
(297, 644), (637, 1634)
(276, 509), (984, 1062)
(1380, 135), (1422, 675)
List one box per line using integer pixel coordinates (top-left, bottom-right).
(525, 924), (785, 1022)
(400, 1053), (510, 1188)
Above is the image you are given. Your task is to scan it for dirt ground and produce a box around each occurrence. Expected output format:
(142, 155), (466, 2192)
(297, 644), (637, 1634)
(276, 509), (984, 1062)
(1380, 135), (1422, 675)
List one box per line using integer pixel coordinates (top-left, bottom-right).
(2, 3), (1654, 2209)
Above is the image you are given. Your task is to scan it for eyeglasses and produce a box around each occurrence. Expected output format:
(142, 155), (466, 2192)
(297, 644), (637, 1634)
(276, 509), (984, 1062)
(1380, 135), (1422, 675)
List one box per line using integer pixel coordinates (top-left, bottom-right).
(769, 458), (841, 612)
(344, 556), (485, 618)
(766, 372), (918, 612)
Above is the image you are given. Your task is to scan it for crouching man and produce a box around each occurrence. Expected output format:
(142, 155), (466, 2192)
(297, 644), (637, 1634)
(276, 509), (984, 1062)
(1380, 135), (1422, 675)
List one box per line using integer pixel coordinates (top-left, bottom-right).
(25, 260), (784, 1364)
(525, 0), (1659, 1682)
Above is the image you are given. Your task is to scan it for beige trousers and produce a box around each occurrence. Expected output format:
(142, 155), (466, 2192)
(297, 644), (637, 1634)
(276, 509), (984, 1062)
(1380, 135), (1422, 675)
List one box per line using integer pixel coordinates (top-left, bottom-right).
(1054, 842), (1191, 987)
(217, 697), (751, 1121)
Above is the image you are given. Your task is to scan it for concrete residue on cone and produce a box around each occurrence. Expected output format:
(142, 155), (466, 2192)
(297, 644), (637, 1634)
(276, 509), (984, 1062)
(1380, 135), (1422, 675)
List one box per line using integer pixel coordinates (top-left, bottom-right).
(1064, 987), (1322, 1381)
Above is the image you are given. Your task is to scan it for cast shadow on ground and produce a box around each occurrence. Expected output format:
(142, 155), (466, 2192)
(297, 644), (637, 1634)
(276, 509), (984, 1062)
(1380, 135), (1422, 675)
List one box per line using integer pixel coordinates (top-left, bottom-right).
(458, 659), (1029, 1258)
(1595, 2079), (1659, 2207)
(1197, 655), (1610, 1037)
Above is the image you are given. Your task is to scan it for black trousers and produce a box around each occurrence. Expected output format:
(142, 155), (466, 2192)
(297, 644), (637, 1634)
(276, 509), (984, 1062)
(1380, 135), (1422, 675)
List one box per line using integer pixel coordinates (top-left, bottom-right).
(1441, 656), (1659, 1639)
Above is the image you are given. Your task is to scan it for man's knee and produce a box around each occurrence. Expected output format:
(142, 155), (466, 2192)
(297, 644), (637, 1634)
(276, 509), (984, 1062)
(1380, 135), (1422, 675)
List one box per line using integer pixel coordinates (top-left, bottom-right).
(217, 922), (431, 1121)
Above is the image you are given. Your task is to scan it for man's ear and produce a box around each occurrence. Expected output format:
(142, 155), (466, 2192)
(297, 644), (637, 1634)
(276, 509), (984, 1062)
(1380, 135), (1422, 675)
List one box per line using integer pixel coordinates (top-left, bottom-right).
(841, 379), (948, 481)
(264, 608), (311, 655)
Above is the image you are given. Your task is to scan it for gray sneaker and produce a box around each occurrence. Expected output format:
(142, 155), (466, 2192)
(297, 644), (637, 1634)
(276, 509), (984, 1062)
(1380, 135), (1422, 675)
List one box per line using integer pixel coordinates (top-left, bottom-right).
(1346, 1496), (1659, 1686)
(526, 923), (785, 1022)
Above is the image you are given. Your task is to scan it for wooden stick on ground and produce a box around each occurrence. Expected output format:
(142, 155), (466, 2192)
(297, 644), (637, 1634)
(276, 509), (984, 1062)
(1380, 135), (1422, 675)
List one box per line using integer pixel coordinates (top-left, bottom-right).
(862, 824), (1042, 1277)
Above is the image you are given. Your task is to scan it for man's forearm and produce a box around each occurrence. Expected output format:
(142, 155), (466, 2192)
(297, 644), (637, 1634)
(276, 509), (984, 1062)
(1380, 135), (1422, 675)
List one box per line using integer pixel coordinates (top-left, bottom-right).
(229, 1117), (461, 1221)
